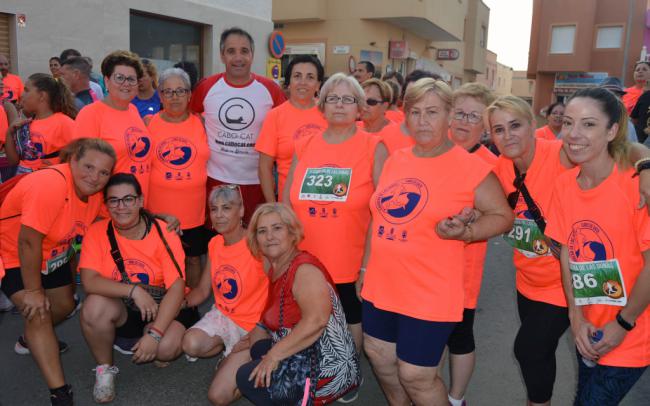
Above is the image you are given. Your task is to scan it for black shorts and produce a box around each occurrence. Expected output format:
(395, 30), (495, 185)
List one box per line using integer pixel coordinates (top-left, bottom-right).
(0, 263), (73, 298)
(180, 225), (214, 257)
(447, 308), (476, 355)
(116, 306), (201, 338)
(335, 282), (362, 324)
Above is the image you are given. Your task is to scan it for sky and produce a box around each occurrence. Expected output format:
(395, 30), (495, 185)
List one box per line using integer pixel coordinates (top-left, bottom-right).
(482, 0), (533, 71)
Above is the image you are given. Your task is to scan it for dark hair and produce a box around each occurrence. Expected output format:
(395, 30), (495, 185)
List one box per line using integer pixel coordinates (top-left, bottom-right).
(283, 55), (324, 89)
(101, 50), (144, 80)
(402, 69), (441, 99)
(382, 71), (404, 87)
(103, 173), (142, 200)
(49, 57), (61, 64)
(60, 138), (116, 165)
(60, 56), (91, 77)
(385, 80), (401, 106)
(635, 61), (650, 70)
(27, 73), (78, 119)
(220, 27), (254, 53)
(545, 101), (565, 117)
(173, 61), (199, 89)
(359, 61), (375, 75)
(59, 49), (81, 62)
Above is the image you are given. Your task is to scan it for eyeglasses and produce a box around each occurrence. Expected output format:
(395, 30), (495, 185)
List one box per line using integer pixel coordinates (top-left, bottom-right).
(161, 88), (190, 99)
(324, 95), (357, 105)
(111, 73), (138, 87)
(453, 111), (482, 124)
(106, 195), (139, 208)
(366, 98), (386, 106)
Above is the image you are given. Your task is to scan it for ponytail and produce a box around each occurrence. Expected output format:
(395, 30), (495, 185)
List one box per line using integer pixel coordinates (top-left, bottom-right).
(27, 73), (78, 119)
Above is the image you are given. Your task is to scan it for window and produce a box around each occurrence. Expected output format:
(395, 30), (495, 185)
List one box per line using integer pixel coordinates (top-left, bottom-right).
(480, 26), (487, 48)
(550, 25), (576, 54)
(596, 26), (623, 49)
(130, 12), (203, 78)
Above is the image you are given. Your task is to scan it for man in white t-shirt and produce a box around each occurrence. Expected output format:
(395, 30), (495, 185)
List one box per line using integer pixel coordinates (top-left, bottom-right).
(190, 27), (286, 223)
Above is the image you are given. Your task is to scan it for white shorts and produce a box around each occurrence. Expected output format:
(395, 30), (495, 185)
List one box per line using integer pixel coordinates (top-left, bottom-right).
(189, 305), (247, 356)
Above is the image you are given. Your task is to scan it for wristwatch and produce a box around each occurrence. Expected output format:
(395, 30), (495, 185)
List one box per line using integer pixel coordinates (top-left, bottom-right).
(616, 310), (635, 331)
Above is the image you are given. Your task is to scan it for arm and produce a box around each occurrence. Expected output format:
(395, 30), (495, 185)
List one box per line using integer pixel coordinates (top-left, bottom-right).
(355, 219), (374, 301)
(17, 225), (49, 321)
(249, 264), (331, 388)
(184, 258), (212, 307)
(372, 142), (388, 187)
(282, 154), (298, 206)
(627, 143), (650, 212)
(258, 153), (277, 203)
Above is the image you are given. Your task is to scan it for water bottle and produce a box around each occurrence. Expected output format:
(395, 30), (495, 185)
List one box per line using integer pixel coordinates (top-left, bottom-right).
(581, 330), (603, 368)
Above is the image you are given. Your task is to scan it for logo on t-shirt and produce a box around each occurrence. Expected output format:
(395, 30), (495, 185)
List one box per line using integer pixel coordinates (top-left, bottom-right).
(375, 178), (428, 224)
(293, 123), (324, 141)
(156, 137), (196, 170)
(21, 131), (45, 161)
(567, 220), (614, 262)
(213, 264), (243, 305)
(124, 127), (151, 161)
(111, 259), (156, 285)
(218, 97), (255, 131)
(512, 193), (545, 219)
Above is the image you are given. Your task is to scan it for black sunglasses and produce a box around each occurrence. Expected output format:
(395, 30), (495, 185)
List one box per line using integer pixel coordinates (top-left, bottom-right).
(366, 98), (386, 106)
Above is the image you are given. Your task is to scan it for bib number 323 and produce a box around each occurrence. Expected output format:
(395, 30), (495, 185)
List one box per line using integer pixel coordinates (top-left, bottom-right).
(299, 167), (352, 202)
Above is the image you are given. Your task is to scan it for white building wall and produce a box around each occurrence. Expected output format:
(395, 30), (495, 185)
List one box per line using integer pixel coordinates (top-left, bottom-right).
(0, 0), (272, 78)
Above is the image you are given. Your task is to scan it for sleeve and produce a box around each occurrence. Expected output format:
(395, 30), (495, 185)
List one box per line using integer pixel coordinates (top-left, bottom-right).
(189, 74), (220, 114)
(255, 107), (279, 156)
(59, 116), (76, 147)
(544, 181), (568, 244)
(257, 75), (287, 107)
(157, 222), (187, 288)
(19, 173), (67, 235)
(73, 104), (101, 139)
(78, 222), (107, 275)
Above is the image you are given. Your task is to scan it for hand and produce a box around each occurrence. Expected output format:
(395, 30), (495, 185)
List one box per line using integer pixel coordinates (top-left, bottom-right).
(355, 272), (365, 302)
(131, 333), (159, 364)
(637, 169), (650, 214)
(570, 314), (600, 362)
(231, 334), (251, 354)
(21, 289), (50, 321)
(592, 319), (628, 357)
(436, 216), (469, 241)
(132, 286), (158, 322)
(158, 213), (182, 235)
(249, 351), (281, 388)
(9, 117), (32, 133)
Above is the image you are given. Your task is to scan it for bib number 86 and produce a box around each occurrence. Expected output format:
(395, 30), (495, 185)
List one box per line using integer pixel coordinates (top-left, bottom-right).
(572, 273), (597, 290)
(507, 224), (531, 242)
(306, 174), (333, 188)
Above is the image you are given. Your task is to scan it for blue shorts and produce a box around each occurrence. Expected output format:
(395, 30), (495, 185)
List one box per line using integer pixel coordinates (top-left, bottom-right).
(362, 300), (456, 367)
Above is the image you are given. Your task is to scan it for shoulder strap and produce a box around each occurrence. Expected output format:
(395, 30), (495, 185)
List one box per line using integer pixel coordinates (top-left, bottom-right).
(106, 221), (132, 284)
(150, 215), (184, 279)
(513, 164), (547, 233)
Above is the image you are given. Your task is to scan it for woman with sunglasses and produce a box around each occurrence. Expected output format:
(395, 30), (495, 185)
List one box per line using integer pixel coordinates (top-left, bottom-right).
(486, 95), (650, 406)
(181, 184), (268, 406)
(146, 68), (210, 288)
(74, 51), (154, 198)
(78, 173), (192, 404)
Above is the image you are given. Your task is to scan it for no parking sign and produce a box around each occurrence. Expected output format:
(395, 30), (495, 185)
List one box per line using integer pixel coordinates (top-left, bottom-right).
(268, 31), (286, 59)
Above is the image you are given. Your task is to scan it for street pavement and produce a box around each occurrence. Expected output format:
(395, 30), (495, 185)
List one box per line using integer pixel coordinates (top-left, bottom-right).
(1, 239), (648, 405)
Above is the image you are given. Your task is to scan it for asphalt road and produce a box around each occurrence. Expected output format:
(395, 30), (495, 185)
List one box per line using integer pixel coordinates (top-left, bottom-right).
(1, 239), (648, 405)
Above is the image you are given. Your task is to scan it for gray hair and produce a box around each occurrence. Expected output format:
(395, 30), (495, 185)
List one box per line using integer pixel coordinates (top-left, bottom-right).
(158, 68), (191, 90)
(208, 185), (243, 208)
(317, 72), (367, 113)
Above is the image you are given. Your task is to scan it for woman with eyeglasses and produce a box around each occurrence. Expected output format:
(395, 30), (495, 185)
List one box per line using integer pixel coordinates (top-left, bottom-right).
(256, 55), (326, 203)
(132, 59), (161, 121)
(535, 102), (565, 141)
(181, 184), (269, 406)
(283, 73), (387, 401)
(486, 94), (650, 406)
(78, 173), (193, 404)
(146, 68), (210, 288)
(74, 50), (154, 198)
(360, 78), (512, 406)
(0, 138), (116, 406)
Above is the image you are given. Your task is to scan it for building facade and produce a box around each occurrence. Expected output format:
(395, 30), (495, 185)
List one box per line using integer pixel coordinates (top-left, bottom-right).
(0, 0), (274, 80)
(527, 0), (647, 113)
(272, 0), (489, 87)
(511, 70), (535, 104)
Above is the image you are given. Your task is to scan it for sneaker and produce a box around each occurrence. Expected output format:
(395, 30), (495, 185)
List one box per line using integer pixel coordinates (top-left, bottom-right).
(337, 377), (363, 404)
(0, 291), (14, 312)
(50, 384), (73, 406)
(15, 335), (69, 355)
(112, 336), (139, 355)
(185, 354), (198, 362)
(65, 294), (82, 319)
(93, 364), (119, 403)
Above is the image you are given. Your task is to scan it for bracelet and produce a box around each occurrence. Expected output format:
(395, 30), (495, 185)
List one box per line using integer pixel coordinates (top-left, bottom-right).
(149, 326), (165, 338)
(147, 329), (162, 343)
(127, 285), (137, 300)
(634, 157), (650, 172)
(616, 310), (635, 331)
(634, 160), (650, 177)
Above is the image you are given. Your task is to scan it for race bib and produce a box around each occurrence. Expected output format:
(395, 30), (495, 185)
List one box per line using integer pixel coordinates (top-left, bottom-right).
(503, 219), (550, 258)
(44, 246), (74, 275)
(299, 167), (352, 202)
(569, 259), (626, 306)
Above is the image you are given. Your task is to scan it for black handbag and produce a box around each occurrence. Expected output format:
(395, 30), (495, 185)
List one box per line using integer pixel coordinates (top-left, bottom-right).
(268, 270), (319, 406)
(107, 213), (184, 310)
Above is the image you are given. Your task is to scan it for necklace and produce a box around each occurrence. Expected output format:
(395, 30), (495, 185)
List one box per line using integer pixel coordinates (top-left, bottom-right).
(115, 216), (142, 232)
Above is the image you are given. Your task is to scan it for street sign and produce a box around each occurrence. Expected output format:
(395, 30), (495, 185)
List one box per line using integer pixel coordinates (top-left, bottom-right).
(333, 45), (350, 54)
(436, 49), (460, 60)
(268, 31), (286, 59)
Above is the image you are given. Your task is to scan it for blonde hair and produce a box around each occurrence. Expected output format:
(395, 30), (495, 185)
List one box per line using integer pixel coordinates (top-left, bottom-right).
(141, 59), (159, 88)
(317, 72), (367, 112)
(247, 203), (304, 259)
(452, 82), (495, 108)
(403, 78), (453, 113)
(485, 95), (535, 129)
(59, 138), (117, 165)
(361, 79), (393, 103)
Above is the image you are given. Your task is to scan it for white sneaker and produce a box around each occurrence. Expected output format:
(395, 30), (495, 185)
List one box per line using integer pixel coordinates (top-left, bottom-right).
(93, 364), (119, 403)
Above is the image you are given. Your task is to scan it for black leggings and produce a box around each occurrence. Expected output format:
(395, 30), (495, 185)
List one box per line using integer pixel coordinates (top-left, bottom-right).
(514, 291), (569, 403)
(236, 339), (274, 405)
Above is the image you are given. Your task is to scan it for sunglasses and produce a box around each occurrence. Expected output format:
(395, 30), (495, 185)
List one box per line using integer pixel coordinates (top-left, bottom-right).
(212, 184), (243, 202)
(365, 98), (386, 106)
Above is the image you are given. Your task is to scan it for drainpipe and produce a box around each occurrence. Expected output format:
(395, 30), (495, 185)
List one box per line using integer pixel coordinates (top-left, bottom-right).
(621, 0), (634, 83)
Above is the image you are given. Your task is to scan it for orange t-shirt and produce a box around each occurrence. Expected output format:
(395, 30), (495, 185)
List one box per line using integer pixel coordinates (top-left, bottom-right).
(362, 146), (492, 321)
(289, 130), (380, 283)
(74, 101), (152, 196)
(18, 113), (75, 171)
(0, 104), (7, 146)
(79, 218), (185, 288)
(2, 73), (23, 102)
(385, 109), (405, 124)
(255, 102), (326, 200)
(0, 164), (103, 272)
(146, 113), (210, 229)
(463, 144), (498, 309)
(535, 125), (557, 141)
(378, 122), (414, 155)
(207, 235), (268, 331)
(493, 138), (569, 307)
(546, 165), (650, 368)
(623, 86), (644, 114)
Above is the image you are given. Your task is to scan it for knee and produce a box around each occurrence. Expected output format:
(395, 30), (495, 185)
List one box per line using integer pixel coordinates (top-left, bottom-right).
(208, 386), (235, 406)
(80, 295), (111, 327)
(157, 339), (182, 361)
(181, 330), (203, 357)
(363, 337), (387, 363)
(398, 366), (434, 391)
